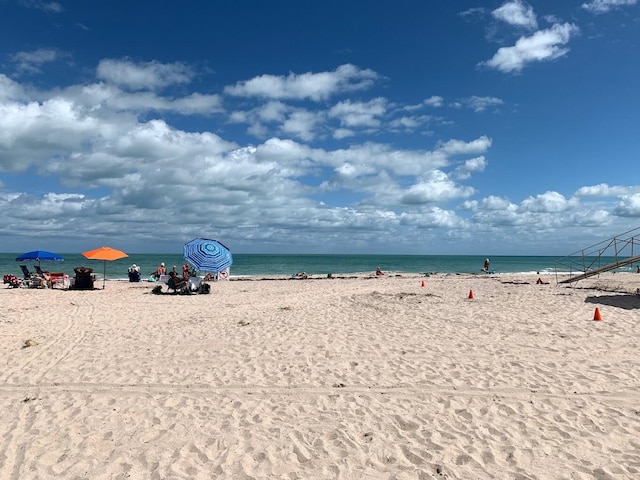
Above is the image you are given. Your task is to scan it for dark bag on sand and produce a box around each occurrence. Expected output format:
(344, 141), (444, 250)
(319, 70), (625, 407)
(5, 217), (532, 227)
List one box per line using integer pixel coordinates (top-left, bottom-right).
(151, 285), (163, 295)
(198, 283), (211, 294)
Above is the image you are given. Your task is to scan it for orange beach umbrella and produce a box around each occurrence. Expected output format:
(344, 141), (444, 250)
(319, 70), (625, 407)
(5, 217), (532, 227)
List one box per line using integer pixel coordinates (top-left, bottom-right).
(82, 246), (128, 289)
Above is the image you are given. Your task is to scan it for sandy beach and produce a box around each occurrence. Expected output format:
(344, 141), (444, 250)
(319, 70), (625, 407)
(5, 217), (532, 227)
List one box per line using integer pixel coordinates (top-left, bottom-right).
(1, 273), (639, 479)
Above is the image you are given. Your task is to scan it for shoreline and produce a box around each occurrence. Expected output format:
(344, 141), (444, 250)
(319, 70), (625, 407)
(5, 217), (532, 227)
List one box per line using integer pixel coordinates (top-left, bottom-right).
(4, 253), (640, 281)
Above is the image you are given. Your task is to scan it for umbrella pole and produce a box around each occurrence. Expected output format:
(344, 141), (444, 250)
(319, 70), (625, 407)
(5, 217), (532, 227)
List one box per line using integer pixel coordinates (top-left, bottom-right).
(103, 260), (106, 289)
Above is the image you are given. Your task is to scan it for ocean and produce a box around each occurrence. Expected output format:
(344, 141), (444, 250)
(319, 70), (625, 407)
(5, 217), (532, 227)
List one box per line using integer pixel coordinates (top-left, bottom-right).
(2, 253), (638, 282)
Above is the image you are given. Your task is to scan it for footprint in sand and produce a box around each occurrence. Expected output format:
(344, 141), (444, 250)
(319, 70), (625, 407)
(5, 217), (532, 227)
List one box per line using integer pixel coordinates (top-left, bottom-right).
(393, 415), (419, 431)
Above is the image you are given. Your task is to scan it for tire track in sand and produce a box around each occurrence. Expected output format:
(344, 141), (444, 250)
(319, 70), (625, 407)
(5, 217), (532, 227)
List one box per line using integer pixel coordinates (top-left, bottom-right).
(0, 297), (96, 480)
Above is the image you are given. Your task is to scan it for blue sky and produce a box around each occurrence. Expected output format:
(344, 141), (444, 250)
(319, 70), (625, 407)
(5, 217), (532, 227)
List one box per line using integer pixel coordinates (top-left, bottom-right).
(1, 0), (639, 255)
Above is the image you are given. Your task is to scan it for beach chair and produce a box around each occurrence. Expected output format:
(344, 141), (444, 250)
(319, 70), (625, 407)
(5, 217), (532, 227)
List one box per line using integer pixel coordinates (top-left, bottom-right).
(19, 265), (32, 279)
(35, 265), (47, 276)
(167, 275), (189, 294)
(187, 276), (202, 292)
(72, 266), (95, 290)
(128, 270), (141, 282)
(3, 274), (22, 288)
(29, 276), (46, 288)
(49, 272), (68, 289)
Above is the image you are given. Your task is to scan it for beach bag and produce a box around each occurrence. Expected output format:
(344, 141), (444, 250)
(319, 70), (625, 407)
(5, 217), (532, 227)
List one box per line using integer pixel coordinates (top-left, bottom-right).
(198, 283), (211, 294)
(218, 268), (230, 281)
(151, 285), (163, 295)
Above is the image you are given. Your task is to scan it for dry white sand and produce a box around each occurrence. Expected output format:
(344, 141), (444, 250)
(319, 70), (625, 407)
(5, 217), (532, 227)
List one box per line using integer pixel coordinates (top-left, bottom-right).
(1, 272), (639, 479)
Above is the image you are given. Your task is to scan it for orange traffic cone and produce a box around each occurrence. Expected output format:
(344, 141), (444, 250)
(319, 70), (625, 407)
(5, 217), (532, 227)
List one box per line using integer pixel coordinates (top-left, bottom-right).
(421, 280), (425, 287)
(593, 308), (602, 321)
(468, 289), (474, 299)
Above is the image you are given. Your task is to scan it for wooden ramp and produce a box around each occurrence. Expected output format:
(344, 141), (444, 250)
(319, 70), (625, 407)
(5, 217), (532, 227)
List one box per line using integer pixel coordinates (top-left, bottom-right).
(559, 254), (640, 284)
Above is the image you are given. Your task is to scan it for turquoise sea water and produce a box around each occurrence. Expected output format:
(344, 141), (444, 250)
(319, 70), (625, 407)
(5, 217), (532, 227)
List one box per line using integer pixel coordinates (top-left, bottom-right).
(2, 253), (638, 282)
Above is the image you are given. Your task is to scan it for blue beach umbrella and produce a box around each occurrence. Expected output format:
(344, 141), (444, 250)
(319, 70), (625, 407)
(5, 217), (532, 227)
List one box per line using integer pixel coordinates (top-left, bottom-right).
(16, 250), (64, 265)
(183, 238), (233, 273)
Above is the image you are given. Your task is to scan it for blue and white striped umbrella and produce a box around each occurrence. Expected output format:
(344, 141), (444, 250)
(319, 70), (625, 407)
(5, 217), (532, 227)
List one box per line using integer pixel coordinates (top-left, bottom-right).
(183, 238), (233, 273)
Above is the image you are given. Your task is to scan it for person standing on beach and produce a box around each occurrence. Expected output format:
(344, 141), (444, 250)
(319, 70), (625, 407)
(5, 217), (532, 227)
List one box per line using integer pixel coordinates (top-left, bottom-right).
(483, 258), (490, 272)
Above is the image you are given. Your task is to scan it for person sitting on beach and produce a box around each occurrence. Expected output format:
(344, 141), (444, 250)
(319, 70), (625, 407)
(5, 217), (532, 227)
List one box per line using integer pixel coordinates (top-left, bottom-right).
(128, 264), (141, 282)
(375, 266), (384, 276)
(34, 270), (52, 288)
(152, 262), (166, 279)
(292, 272), (308, 279)
(182, 263), (191, 279)
(73, 266), (95, 290)
(167, 271), (187, 291)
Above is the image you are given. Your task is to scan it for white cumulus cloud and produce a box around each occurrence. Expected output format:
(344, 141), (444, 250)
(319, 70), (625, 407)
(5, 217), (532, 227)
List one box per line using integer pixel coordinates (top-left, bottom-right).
(582, 0), (637, 14)
(97, 59), (194, 91)
(480, 23), (579, 73)
(614, 194), (640, 216)
(492, 0), (538, 29)
(224, 64), (379, 101)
